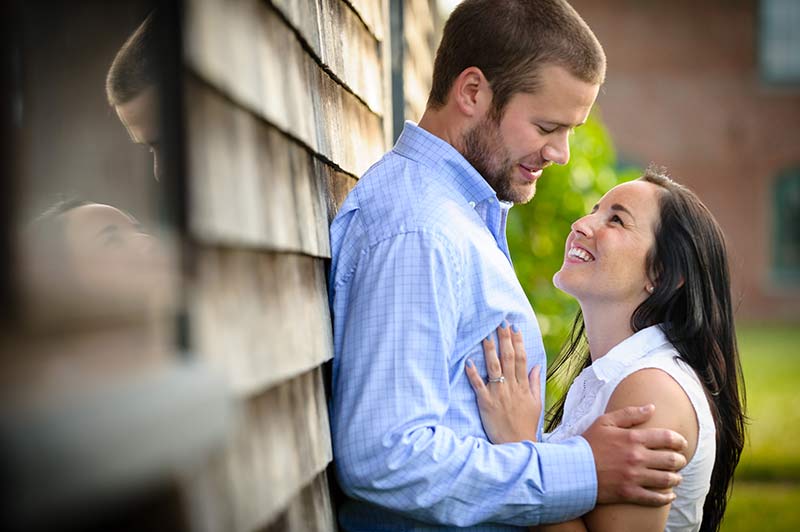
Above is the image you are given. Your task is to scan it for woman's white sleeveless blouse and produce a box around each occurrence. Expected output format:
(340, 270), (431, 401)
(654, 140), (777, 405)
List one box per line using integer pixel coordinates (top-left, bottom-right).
(546, 325), (716, 532)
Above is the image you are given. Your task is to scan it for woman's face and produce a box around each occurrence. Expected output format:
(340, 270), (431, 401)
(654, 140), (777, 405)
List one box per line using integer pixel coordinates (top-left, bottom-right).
(59, 203), (172, 301)
(553, 180), (662, 308)
(61, 204), (161, 272)
(20, 202), (177, 329)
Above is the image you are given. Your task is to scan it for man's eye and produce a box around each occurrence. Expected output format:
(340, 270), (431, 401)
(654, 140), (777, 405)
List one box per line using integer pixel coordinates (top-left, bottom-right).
(611, 215), (624, 225)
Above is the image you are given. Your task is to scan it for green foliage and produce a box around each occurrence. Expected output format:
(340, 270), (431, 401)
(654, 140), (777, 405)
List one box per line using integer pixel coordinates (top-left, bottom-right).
(507, 111), (641, 362)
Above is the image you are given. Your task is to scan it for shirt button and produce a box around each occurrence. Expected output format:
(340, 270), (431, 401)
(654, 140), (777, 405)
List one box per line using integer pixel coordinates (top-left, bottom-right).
(468, 201), (476, 208)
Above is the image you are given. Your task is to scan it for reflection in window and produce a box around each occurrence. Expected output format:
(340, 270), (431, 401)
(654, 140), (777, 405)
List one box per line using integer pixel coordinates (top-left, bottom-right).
(773, 169), (800, 283)
(1, 3), (228, 531)
(759, 0), (800, 84)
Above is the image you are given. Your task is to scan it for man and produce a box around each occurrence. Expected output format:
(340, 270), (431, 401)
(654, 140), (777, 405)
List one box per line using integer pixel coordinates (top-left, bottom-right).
(106, 12), (162, 181)
(328, 1), (687, 530)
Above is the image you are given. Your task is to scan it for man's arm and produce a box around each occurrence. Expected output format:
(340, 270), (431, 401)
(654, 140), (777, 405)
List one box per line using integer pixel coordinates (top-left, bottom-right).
(582, 404), (687, 506)
(331, 230), (597, 527)
(531, 519), (588, 532)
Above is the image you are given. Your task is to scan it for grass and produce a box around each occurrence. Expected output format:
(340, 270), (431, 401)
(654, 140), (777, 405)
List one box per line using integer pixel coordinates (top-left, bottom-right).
(722, 482), (800, 531)
(734, 325), (800, 481)
(720, 324), (800, 531)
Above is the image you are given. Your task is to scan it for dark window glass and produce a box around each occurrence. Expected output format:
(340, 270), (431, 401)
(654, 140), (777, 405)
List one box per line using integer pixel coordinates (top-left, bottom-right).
(760, 0), (800, 84)
(773, 169), (800, 282)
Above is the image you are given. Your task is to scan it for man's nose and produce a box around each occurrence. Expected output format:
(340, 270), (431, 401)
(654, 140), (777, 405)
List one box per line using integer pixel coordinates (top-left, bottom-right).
(542, 133), (570, 166)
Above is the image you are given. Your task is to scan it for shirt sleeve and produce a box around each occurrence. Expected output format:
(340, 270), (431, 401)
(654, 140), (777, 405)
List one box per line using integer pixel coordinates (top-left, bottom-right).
(331, 230), (597, 527)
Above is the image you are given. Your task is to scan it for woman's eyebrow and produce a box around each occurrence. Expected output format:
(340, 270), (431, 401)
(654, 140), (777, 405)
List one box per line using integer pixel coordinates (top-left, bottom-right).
(610, 203), (635, 219)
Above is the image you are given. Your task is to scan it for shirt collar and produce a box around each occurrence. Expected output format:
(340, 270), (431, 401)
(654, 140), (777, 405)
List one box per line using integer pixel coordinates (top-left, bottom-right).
(393, 121), (497, 207)
(591, 324), (672, 382)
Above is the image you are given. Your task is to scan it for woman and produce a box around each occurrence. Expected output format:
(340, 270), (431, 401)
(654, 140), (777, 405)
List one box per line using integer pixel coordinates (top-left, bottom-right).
(465, 168), (745, 531)
(22, 199), (174, 322)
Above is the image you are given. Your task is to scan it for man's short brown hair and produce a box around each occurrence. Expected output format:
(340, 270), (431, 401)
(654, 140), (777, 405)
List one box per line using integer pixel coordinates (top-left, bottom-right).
(106, 12), (158, 106)
(428, 0), (606, 117)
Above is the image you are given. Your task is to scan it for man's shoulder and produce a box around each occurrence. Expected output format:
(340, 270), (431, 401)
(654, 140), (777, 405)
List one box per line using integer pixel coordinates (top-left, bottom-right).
(334, 151), (472, 247)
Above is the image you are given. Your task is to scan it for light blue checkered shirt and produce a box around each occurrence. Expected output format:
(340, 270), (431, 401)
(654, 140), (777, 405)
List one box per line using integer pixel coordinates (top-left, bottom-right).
(329, 122), (597, 531)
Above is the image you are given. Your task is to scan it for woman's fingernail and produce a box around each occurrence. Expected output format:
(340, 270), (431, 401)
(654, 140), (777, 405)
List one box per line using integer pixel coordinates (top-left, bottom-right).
(466, 359), (474, 369)
(499, 321), (508, 329)
(511, 323), (519, 333)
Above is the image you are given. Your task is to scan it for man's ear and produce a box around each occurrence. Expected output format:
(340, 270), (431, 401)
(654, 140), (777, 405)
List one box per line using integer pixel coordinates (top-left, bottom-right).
(450, 66), (493, 119)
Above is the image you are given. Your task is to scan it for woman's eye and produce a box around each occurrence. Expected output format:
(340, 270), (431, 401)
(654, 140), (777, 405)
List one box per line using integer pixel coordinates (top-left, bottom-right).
(103, 235), (124, 248)
(537, 124), (556, 134)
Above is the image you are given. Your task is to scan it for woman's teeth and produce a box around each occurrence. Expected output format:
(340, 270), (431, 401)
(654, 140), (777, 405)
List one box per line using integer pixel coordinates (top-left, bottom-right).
(568, 247), (594, 262)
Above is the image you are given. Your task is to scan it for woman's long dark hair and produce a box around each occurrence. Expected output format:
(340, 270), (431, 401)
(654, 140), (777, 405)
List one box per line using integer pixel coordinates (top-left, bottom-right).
(546, 167), (746, 532)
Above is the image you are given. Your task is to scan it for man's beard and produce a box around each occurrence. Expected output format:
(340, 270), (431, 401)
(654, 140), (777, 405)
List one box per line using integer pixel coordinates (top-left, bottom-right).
(461, 117), (533, 204)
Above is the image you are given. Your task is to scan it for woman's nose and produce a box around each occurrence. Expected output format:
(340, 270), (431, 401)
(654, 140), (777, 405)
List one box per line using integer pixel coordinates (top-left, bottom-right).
(571, 215), (594, 238)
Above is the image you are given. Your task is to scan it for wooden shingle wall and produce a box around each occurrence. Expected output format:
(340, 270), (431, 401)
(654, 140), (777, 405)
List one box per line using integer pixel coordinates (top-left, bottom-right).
(402, 0), (441, 122)
(181, 0), (386, 530)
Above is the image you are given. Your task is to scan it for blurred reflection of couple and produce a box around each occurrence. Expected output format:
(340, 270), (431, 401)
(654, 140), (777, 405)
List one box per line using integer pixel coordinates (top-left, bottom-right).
(24, 13), (165, 310)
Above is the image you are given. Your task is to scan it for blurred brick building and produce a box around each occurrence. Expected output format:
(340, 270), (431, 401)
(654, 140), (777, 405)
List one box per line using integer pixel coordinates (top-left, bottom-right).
(569, 0), (800, 323)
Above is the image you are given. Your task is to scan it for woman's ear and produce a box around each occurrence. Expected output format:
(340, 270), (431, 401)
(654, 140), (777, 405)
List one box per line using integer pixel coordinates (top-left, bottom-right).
(645, 273), (658, 294)
(450, 66), (492, 119)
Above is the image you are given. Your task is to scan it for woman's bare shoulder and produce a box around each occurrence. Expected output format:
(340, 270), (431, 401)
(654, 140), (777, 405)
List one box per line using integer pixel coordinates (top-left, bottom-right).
(606, 367), (699, 462)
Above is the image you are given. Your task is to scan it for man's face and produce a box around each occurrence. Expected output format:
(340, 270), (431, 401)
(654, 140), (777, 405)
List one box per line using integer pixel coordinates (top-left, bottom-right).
(461, 64), (599, 204)
(115, 85), (162, 180)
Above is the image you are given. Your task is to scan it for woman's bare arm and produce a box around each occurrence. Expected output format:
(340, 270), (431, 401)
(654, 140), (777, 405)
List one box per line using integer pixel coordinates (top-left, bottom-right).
(579, 368), (698, 531)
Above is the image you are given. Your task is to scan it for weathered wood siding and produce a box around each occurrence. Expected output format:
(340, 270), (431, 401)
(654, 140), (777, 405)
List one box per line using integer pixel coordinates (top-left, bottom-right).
(181, 0), (384, 530)
(402, 0), (441, 122)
